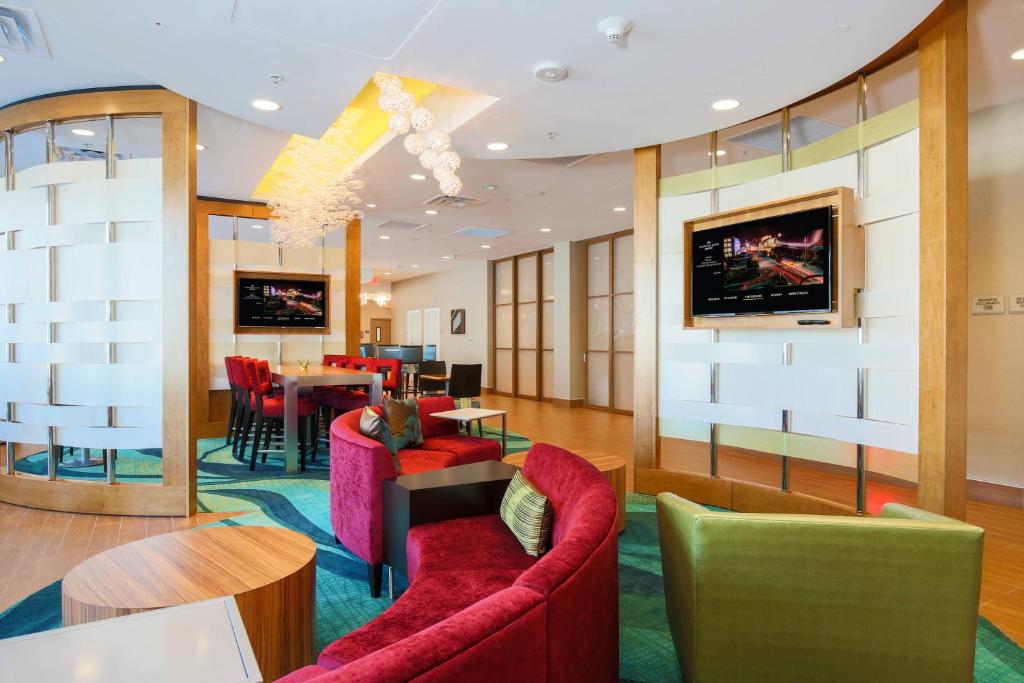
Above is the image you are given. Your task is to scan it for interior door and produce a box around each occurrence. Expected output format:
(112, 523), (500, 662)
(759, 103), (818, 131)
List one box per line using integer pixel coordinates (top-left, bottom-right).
(370, 318), (391, 345)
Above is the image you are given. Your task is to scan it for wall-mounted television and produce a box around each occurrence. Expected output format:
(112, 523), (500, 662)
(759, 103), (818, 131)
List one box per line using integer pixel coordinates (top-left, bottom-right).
(234, 271), (331, 335)
(690, 206), (833, 318)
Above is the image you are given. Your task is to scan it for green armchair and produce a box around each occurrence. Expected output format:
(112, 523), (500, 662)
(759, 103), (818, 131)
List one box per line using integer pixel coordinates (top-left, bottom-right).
(656, 493), (984, 682)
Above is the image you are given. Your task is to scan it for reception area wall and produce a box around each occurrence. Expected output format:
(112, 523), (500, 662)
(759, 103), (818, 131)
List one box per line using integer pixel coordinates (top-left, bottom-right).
(0, 88), (196, 515)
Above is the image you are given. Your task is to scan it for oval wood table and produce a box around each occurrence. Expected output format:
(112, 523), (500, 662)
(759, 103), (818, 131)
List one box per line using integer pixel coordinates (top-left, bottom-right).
(504, 450), (627, 533)
(62, 526), (317, 682)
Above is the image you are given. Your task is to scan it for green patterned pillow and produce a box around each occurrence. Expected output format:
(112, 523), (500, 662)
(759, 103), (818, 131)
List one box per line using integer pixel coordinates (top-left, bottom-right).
(499, 470), (553, 557)
(358, 407), (402, 473)
(382, 398), (424, 450)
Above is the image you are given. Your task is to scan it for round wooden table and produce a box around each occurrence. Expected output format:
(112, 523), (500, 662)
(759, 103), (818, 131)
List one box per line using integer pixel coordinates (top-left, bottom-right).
(62, 526), (316, 682)
(504, 450), (627, 533)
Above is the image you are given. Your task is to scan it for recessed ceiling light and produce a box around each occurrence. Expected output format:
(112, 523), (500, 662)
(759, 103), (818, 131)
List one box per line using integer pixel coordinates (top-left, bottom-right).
(251, 99), (281, 111)
(411, 264), (419, 268)
(481, 244), (491, 249)
(379, 235), (391, 240)
(251, 224), (263, 229)
(0, 56), (5, 64)
(487, 142), (509, 151)
(366, 203), (377, 208)
(540, 227), (552, 232)
(481, 184), (499, 191)
(829, 24), (851, 34)
(1012, 49), (1024, 61)
(425, 209), (438, 215)
(613, 206), (627, 212)
(71, 129), (95, 137)
(195, 143), (206, 151)
(384, 271), (392, 275)
(707, 150), (726, 157)
(712, 99), (740, 111)
(410, 174), (426, 181)
(441, 255), (452, 260)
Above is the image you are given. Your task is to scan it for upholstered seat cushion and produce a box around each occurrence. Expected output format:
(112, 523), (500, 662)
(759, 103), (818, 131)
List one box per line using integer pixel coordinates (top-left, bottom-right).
(318, 515), (535, 670)
(396, 448), (460, 474)
(318, 390), (369, 412)
(420, 434), (501, 466)
(250, 396), (317, 417)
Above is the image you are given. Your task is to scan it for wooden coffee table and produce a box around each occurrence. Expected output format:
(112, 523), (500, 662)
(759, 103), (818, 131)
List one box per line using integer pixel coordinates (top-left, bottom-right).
(504, 450), (627, 533)
(62, 526), (316, 682)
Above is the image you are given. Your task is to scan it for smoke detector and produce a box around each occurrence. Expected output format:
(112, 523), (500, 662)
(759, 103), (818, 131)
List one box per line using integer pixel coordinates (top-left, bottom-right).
(534, 62), (568, 82)
(597, 16), (633, 43)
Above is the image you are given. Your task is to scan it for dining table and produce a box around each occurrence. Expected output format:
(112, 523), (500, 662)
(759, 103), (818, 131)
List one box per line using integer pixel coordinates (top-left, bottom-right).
(272, 363), (382, 474)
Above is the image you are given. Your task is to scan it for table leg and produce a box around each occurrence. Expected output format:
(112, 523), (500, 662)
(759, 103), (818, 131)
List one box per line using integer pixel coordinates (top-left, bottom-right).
(501, 414), (507, 458)
(370, 374), (383, 405)
(284, 377), (299, 474)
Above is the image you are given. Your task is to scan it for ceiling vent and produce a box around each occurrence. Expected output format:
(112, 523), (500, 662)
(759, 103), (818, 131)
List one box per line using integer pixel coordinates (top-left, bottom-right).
(452, 226), (512, 239)
(0, 5), (49, 57)
(375, 219), (428, 232)
(726, 115), (843, 153)
(422, 194), (488, 209)
(523, 154), (595, 168)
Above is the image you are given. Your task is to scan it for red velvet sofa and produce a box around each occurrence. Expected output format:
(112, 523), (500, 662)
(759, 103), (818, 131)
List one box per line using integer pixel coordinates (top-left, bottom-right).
(330, 395), (502, 595)
(278, 443), (620, 683)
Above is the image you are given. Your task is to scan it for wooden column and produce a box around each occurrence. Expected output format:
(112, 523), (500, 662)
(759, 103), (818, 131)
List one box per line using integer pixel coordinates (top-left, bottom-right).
(633, 145), (661, 470)
(918, 0), (968, 519)
(345, 219), (362, 355)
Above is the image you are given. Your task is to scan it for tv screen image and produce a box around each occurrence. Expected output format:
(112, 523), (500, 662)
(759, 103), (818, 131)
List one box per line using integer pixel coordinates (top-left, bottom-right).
(691, 205), (832, 317)
(235, 273), (329, 331)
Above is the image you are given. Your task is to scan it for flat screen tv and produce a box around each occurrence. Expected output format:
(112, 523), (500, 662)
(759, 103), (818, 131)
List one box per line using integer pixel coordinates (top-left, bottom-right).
(690, 205), (833, 317)
(234, 271), (331, 334)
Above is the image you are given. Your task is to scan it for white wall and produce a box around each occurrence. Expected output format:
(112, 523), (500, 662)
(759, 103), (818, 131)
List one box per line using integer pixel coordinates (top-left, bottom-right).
(390, 261), (490, 386)
(360, 302), (391, 343)
(658, 130), (920, 482)
(967, 100), (1024, 489)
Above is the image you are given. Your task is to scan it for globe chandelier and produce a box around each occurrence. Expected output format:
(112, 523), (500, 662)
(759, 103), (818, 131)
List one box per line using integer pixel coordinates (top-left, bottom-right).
(266, 113), (367, 248)
(374, 71), (463, 198)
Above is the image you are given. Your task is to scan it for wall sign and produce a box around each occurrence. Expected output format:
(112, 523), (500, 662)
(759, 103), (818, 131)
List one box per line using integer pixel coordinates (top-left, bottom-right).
(971, 295), (1005, 315)
(1009, 294), (1024, 314)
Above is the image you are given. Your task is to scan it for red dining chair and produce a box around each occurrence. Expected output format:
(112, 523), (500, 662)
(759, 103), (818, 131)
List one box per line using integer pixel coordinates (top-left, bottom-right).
(224, 355), (242, 446)
(374, 358), (401, 398)
(239, 358), (319, 471)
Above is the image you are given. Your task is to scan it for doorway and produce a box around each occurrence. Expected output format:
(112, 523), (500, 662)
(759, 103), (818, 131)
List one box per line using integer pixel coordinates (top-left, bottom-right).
(370, 318), (392, 345)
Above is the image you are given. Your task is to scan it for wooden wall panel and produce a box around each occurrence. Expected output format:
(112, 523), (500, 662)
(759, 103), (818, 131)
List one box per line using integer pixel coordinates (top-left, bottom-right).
(633, 146), (661, 469)
(345, 220), (361, 355)
(917, 0), (968, 519)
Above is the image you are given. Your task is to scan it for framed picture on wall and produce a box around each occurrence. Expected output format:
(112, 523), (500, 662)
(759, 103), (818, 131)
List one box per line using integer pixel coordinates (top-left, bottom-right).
(450, 308), (466, 334)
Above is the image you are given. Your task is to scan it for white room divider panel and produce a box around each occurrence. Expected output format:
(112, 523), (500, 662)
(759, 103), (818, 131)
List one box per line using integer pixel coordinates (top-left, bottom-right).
(658, 124), (920, 485)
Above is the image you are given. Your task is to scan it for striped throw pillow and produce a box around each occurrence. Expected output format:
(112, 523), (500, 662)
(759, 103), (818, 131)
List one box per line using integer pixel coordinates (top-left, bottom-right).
(500, 470), (553, 557)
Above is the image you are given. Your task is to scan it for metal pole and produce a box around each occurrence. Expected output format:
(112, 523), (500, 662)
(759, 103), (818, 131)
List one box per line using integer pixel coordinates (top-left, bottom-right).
(856, 74), (868, 200)
(104, 114), (117, 484)
(4, 130), (15, 474)
(709, 328), (719, 477)
(856, 314), (867, 514)
(781, 107), (792, 172)
(44, 121), (60, 479)
(780, 342), (792, 493)
(709, 131), (720, 213)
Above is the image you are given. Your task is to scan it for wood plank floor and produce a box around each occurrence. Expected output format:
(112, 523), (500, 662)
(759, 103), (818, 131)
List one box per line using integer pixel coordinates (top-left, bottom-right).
(1, 395), (1022, 647)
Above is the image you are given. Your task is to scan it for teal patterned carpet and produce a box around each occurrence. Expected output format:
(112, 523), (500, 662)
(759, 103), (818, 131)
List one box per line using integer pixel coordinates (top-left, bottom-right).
(2, 435), (1024, 681)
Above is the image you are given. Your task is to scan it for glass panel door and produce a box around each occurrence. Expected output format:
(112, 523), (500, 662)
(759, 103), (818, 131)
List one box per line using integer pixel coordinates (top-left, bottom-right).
(585, 231), (633, 413)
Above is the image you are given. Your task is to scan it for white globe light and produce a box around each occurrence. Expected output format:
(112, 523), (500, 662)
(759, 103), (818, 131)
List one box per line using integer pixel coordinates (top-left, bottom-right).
(403, 133), (426, 155)
(439, 174), (463, 197)
(395, 91), (415, 113)
(347, 179), (365, 191)
(378, 91), (403, 113)
(425, 128), (451, 152)
(435, 149), (461, 173)
(409, 107), (435, 132)
(419, 148), (439, 170)
(373, 72), (402, 93)
(388, 112), (410, 135)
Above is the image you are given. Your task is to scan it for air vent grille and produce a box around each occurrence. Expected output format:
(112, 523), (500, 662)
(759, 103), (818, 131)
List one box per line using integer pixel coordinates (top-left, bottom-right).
(452, 226), (512, 239)
(0, 6), (49, 56)
(376, 219), (428, 232)
(422, 194), (488, 209)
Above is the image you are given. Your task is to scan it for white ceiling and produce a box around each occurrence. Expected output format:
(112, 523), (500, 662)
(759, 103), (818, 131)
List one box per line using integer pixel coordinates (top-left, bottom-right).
(30, 0), (940, 158)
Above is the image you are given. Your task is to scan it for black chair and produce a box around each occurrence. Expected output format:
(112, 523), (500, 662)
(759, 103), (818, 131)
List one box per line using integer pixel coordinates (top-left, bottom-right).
(423, 345), (437, 361)
(399, 346), (424, 396)
(418, 360), (447, 396)
(448, 364), (482, 399)
(378, 345), (401, 360)
(360, 343), (376, 358)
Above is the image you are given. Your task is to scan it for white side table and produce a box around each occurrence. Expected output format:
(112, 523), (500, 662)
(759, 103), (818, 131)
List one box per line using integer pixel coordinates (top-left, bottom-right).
(0, 596), (261, 683)
(430, 407), (508, 456)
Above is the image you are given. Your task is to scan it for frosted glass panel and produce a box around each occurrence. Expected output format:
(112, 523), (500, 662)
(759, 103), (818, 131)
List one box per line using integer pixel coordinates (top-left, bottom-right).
(495, 260), (513, 304)
(495, 349), (513, 393)
(588, 297), (609, 351)
(517, 254), (537, 302)
(541, 301), (554, 349)
(13, 126), (47, 176)
(541, 252), (554, 300)
(495, 304), (513, 348)
(518, 350), (537, 396)
(588, 241), (609, 296)
(587, 352), (609, 407)
(55, 119), (105, 162)
(613, 294), (634, 351)
(208, 214), (234, 240)
(613, 352), (634, 411)
(114, 117), (163, 160)
(542, 350), (554, 398)
(518, 303), (537, 349)
(613, 234), (634, 293)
